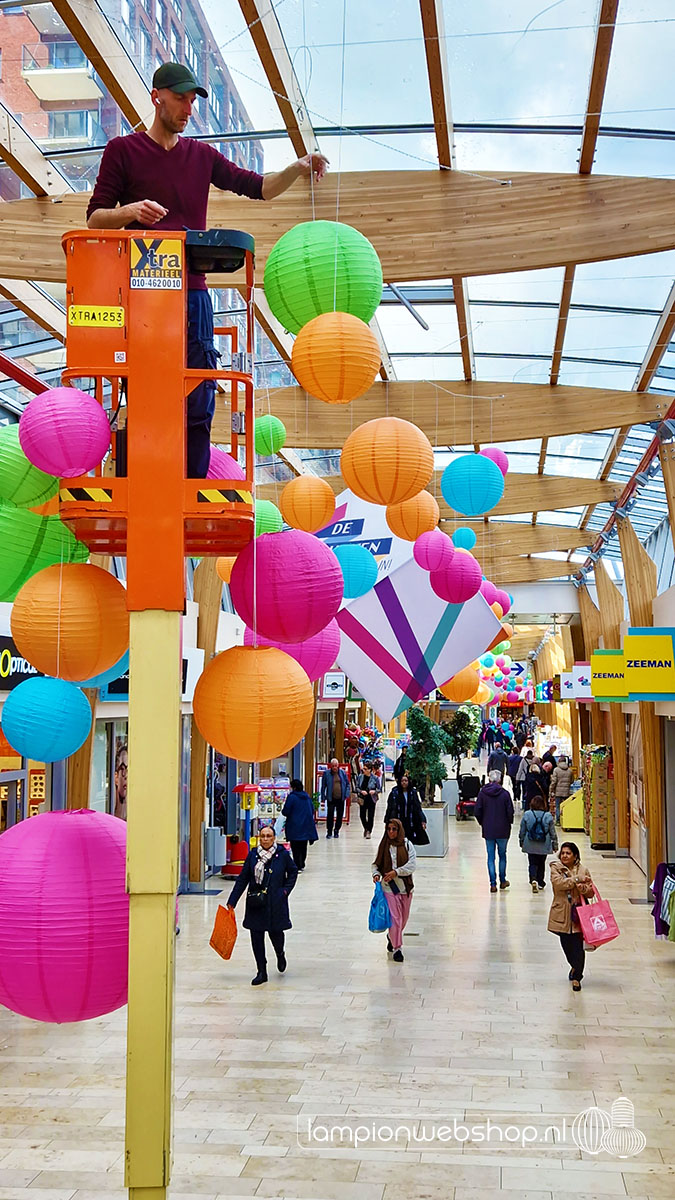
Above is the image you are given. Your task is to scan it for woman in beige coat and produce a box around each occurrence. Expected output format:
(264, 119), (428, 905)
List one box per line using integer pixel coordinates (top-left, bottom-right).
(549, 757), (574, 823)
(547, 842), (595, 991)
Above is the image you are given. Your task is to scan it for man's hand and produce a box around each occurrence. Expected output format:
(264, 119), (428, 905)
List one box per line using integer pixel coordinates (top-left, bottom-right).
(124, 199), (168, 225)
(296, 153), (329, 182)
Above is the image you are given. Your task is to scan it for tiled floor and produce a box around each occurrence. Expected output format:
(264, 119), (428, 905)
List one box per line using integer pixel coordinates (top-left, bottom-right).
(1, 790), (674, 1199)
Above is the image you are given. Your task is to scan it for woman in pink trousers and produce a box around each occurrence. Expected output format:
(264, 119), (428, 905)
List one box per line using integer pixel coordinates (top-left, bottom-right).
(372, 817), (416, 962)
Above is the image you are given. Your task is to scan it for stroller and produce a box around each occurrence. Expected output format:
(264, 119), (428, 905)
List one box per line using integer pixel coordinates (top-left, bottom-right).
(456, 757), (483, 820)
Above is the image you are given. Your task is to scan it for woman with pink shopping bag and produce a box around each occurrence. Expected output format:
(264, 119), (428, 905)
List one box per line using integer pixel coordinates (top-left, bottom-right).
(547, 843), (596, 991)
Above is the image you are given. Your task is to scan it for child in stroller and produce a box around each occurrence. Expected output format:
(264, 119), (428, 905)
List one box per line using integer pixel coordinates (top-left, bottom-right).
(456, 756), (483, 820)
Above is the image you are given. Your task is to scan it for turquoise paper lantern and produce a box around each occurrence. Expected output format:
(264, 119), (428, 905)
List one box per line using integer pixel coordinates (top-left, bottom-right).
(333, 543), (378, 598)
(0, 424), (58, 508)
(263, 221), (383, 335)
(76, 649), (129, 690)
(480, 654), (495, 668)
(255, 499), (283, 537)
(452, 526), (477, 551)
(441, 453), (505, 517)
(255, 414), (286, 457)
(2, 676), (92, 762)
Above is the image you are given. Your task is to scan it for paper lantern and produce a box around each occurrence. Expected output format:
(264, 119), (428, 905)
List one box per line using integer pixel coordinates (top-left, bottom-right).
(333, 543), (378, 598)
(0, 809), (128, 1022)
(75, 649), (129, 690)
(11, 563), (129, 682)
(216, 556), (237, 584)
(507, 690), (519, 703)
(193, 645), (315, 762)
(0, 503), (88, 604)
(471, 682), (492, 705)
(255, 414), (286, 457)
(207, 446), (245, 480)
(1, 676), (92, 762)
(429, 552), (482, 604)
(19, 388), (110, 477)
(481, 446), (509, 477)
(440, 667), (480, 703)
(413, 529), (454, 572)
(491, 602), (504, 620)
(480, 653), (495, 668)
(341, 417), (434, 505)
(280, 475), (335, 532)
(263, 220), (383, 335)
(386, 491), (440, 541)
(503, 622), (514, 638)
(501, 655), (513, 670)
(256, 499), (283, 536)
(480, 579), (498, 606)
(0, 424), (58, 508)
(291, 312), (381, 404)
(230, 529), (343, 643)
(440, 454), (505, 517)
(452, 526), (477, 550)
(494, 588), (511, 616)
(243, 618), (340, 683)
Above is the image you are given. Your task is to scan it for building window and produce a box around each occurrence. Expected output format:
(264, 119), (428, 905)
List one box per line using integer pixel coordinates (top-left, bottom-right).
(49, 110), (90, 141)
(170, 24), (181, 60)
(156, 0), (168, 48)
(173, 0), (182, 18)
(185, 34), (200, 77)
(141, 0), (152, 14)
(139, 25), (152, 74)
(156, 52), (165, 71)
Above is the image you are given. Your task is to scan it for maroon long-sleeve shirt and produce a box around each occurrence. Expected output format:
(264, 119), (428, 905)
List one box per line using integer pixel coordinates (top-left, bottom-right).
(87, 131), (265, 288)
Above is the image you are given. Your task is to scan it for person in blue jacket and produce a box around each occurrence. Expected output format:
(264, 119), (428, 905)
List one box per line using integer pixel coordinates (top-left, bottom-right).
(282, 778), (318, 870)
(227, 824), (298, 986)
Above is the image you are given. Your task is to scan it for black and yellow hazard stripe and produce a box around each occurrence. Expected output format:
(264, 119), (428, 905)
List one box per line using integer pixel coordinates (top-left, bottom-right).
(60, 486), (114, 503)
(196, 488), (253, 504)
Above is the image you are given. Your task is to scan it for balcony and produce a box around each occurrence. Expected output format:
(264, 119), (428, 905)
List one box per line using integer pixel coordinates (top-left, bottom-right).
(21, 42), (103, 103)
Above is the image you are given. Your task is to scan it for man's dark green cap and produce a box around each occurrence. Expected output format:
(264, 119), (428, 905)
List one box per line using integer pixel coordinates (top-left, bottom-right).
(153, 62), (207, 98)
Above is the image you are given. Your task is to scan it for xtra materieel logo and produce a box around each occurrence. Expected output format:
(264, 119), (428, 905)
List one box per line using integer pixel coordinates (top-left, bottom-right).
(572, 1097), (646, 1158)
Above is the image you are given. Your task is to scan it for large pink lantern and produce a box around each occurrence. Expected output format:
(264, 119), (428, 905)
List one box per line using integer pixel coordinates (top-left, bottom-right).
(494, 588), (511, 616)
(429, 552), (481, 604)
(480, 446), (509, 477)
(207, 446), (245, 480)
(19, 388), (111, 477)
(230, 529), (343, 643)
(479, 579), (499, 606)
(413, 528), (454, 572)
(0, 810), (128, 1023)
(244, 618), (341, 682)
(507, 690), (519, 703)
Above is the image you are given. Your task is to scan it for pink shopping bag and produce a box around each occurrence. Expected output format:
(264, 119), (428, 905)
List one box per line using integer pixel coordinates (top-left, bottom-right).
(576, 886), (620, 948)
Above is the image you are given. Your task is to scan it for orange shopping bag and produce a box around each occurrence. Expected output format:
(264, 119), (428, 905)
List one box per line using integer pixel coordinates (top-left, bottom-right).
(209, 904), (237, 960)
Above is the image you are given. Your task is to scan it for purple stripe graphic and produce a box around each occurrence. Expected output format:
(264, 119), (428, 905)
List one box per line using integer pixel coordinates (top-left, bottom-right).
(376, 577), (436, 695)
(337, 609), (424, 703)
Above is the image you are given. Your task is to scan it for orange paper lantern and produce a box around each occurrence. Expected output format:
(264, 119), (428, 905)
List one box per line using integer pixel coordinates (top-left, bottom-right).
(193, 645), (315, 763)
(291, 312), (381, 405)
(279, 475), (336, 532)
(470, 682), (492, 705)
(502, 622), (514, 638)
(341, 417), (434, 505)
(216, 556), (237, 584)
(11, 563), (129, 682)
(491, 602), (504, 620)
(386, 490), (440, 541)
(439, 666), (480, 703)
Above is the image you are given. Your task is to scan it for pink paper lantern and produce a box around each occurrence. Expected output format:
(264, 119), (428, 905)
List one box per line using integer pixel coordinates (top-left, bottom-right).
(230, 529), (343, 644)
(207, 446), (246, 480)
(413, 528), (455, 572)
(0, 809), (128, 1023)
(244, 618), (341, 682)
(494, 588), (511, 616)
(429, 552), (482, 604)
(507, 690), (519, 703)
(479, 579), (499, 606)
(480, 446), (509, 477)
(19, 388), (111, 477)
(495, 656), (506, 669)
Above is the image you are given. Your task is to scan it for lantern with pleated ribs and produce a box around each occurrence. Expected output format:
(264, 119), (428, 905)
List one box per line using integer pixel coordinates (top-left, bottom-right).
(1, 676), (93, 763)
(441, 453), (505, 517)
(19, 387), (111, 477)
(0, 424), (58, 508)
(413, 528), (454, 572)
(0, 503), (88, 603)
(216, 556), (237, 584)
(280, 475), (335, 532)
(255, 499), (283, 536)
(11, 563), (129, 682)
(0, 809), (129, 1023)
(429, 552), (482, 604)
(333, 543), (378, 598)
(193, 645), (315, 762)
(341, 417), (434, 505)
(386, 491), (439, 541)
(244, 618), (340, 683)
(291, 312), (381, 405)
(230, 529), (343, 644)
(440, 667), (480, 703)
(207, 446), (245, 480)
(255, 415), (286, 457)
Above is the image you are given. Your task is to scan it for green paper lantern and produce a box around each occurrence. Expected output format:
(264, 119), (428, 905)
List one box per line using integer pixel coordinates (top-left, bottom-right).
(255, 499), (283, 537)
(0, 502), (89, 602)
(255, 414), (286, 457)
(0, 424), (58, 508)
(263, 220), (383, 335)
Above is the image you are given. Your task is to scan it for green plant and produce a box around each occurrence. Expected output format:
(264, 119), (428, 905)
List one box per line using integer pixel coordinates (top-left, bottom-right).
(405, 706), (448, 801)
(441, 704), (481, 763)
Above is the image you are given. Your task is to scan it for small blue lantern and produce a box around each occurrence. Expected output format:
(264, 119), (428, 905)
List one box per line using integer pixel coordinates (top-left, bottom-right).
(452, 526), (477, 550)
(2, 676), (92, 762)
(441, 454), (505, 517)
(333, 543), (378, 598)
(76, 649), (130, 690)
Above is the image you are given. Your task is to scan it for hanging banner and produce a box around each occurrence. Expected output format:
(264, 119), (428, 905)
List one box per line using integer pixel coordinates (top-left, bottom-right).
(624, 627), (675, 700)
(591, 649), (627, 701)
(559, 671), (574, 701)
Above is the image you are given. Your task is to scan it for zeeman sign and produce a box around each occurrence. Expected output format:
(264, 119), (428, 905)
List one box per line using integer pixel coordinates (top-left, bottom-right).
(590, 628), (675, 701)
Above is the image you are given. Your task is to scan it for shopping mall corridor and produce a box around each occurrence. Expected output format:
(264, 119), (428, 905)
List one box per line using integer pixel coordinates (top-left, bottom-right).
(0, 795), (674, 1199)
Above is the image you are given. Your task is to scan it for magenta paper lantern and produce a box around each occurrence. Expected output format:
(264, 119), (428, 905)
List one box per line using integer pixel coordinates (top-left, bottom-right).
(413, 529), (455, 572)
(507, 690), (519, 703)
(230, 529), (343, 644)
(429, 552), (482, 604)
(244, 618), (341, 682)
(0, 809), (128, 1023)
(494, 588), (511, 615)
(19, 388), (110, 477)
(495, 656), (506, 669)
(207, 446), (245, 480)
(480, 579), (499, 606)
(480, 446), (509, 477)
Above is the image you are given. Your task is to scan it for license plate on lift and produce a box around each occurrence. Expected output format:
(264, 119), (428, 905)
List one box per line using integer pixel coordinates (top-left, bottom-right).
(68, 305), (125, 327)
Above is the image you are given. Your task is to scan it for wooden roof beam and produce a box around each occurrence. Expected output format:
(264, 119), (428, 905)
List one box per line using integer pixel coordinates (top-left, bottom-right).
(0, 280), (66, 342)
(0, 101), (70, 197)
(579, 0), (620, 174)
(634, 279), (675, 392)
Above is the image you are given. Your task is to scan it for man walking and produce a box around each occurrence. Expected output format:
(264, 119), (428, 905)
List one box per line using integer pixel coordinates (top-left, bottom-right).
(487, 741), (509, 781)
(321, 759), (350, 838)
(474, 770), (514, 893)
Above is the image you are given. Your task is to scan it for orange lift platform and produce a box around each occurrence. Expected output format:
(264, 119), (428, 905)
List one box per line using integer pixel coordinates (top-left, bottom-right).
(59, 227), (255, 611)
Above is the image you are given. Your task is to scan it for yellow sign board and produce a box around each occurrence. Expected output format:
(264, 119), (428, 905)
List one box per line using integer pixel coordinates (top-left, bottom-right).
(68, 304), (125, 327)
(130, 237), (183, 289)
(590, 650), (627, 699)
(624, 631), (675, 696)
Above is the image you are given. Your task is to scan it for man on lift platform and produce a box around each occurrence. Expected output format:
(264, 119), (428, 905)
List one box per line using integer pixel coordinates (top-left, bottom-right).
(86, 61), (328, 478)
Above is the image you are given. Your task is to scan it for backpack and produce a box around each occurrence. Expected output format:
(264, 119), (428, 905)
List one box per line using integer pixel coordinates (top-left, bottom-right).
(528, 812), (547, 843)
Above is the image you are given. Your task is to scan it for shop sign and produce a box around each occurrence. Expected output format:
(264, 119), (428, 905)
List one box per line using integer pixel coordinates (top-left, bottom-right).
(321, 671), (346, 700)
(571, 663), (594, 702)
(0, 637), (42, 691)
(591, 650), (627, 701)
(624, 627), (675, 700)
(559, 671), (574, 700)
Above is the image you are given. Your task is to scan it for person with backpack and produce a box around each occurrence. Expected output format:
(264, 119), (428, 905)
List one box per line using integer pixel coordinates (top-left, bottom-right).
(474, 770), (514, 893)
(519, 795), (558, 892)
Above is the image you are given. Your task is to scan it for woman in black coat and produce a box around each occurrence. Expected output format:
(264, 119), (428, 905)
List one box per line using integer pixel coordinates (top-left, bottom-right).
(227, 825), (298, 986)
(522, 763), (549, 813)
(281, 778), (318, 870)
(384, 772), (429, 844)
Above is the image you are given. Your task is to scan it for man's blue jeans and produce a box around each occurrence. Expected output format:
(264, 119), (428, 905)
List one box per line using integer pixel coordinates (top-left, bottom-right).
(187, 289), (217, 478)
(485, 837), (509, 886)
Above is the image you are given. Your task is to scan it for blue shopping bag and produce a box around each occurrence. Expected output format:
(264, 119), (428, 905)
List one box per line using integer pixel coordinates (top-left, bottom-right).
(368, 881), (390, 933)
